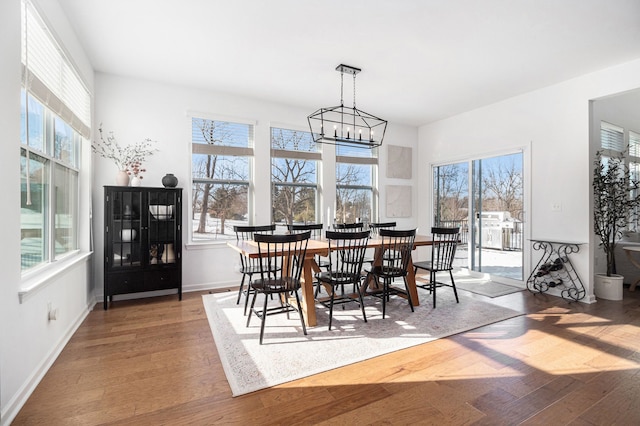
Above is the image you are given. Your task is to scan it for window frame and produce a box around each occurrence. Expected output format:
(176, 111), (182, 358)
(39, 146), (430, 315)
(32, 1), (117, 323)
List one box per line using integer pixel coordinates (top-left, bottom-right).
(189, 114), (255, 243)
(20, 0), (88, 275)
(270, 126), (321, 226)
(336, 147), (378, 225)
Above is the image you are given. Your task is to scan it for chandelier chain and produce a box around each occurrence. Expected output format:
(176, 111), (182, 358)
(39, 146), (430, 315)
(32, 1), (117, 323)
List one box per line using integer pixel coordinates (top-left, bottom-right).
(353, 73), (356, 109)
(340, 69), (344, 106)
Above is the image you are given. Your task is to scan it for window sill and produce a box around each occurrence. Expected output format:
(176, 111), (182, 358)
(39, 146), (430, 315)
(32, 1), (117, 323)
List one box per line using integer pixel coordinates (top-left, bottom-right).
(19, 251), (93, 303)
(185, 241), (232, 250)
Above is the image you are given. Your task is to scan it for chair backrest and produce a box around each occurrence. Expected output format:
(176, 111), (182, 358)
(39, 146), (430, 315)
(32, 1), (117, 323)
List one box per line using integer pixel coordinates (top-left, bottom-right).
(431, 227), (459, 270)
(253, 231), (311, 282)
(334, 222), (364, 232)
(379, 228), (417, 275)
(287, 223), (324, 238)
(369, 222), (397, 237)
(234, 224), (276, 241)
(325, 230), (370, 279)
(234, 224), (276, 269)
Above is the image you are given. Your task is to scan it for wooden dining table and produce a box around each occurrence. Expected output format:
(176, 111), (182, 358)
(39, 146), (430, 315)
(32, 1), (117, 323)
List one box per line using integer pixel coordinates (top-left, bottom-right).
(227, 234), (434, 326)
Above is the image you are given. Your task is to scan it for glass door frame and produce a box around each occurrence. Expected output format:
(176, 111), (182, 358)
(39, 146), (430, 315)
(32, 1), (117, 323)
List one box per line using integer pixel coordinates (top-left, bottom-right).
(431, 146), (530, 286)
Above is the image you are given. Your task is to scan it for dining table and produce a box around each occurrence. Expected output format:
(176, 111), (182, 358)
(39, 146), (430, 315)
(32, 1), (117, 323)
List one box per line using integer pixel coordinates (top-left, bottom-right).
(227, 233), (434, 326)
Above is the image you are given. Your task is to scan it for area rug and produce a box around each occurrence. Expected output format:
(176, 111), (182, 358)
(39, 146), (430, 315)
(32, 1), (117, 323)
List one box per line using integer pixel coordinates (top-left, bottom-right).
(418, 270), (524, 298)
(455, 280), (524, 297)
(203, 289), (524, 396)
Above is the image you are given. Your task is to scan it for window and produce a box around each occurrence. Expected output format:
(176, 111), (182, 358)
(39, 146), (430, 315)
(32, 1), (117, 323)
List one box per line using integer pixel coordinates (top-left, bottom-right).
(271, 128), (320, 226)
(600, 121), (624, 153)
(191, 117), (254, 241)
(628, 130), (640, 231)
(629, 130), (640, 183)
(599, 122), (640, 232)
(336, 144), (377, 224)
(20, 0), (89, 272)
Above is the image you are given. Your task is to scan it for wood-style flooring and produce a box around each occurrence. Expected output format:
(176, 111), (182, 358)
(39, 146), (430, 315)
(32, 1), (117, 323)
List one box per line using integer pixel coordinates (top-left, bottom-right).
(12, 285), (640, 425)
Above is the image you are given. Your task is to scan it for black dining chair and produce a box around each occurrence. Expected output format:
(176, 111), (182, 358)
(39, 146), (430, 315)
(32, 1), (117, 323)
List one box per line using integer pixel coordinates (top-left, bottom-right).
(365, 228), (416, 319)
(316, 230), (370, 330)
(287, 223), (332, 297)
(234, 224), (276, 315)
(334, 222), (364, 232)
(414, 227), (460, 308)
(368, 221), (396, 237)
(246, 231), (311, 344)
(365, 222), (396, 263)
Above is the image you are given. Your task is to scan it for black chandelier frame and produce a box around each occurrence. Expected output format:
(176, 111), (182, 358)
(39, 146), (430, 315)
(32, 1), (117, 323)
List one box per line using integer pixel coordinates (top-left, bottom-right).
(307, 64), (387, 149)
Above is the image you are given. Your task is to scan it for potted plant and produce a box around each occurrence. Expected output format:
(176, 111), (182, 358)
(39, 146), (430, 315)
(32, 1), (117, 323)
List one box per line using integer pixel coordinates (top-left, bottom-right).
(92, 124), (157, 186)
(592, 149), (640, 299)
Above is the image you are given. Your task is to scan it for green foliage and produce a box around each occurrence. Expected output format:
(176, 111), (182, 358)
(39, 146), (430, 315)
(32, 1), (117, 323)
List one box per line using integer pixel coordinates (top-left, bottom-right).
(593, 150), (640, 276)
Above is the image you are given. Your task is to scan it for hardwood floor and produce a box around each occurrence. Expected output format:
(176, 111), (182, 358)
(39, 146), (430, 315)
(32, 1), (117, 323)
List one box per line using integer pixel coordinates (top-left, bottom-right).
(13, 286), (640, 425)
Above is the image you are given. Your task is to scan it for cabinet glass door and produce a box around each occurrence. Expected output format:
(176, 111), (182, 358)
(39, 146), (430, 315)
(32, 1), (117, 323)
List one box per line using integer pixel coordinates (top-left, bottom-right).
(109, 190), (143, 268)
(147, 190), (179, 265)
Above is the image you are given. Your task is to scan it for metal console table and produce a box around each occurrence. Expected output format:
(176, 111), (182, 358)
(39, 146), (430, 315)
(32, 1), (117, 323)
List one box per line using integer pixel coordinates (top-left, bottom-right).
(527, 239), (586, 302)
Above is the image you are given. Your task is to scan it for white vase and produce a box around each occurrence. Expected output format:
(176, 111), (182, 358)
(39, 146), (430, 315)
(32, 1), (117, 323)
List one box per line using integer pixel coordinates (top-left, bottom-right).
(165, 243), (175, 262)
(120, 229), (137, 242)
(116, 170), (130, 186)
(130, 176), (142, 187)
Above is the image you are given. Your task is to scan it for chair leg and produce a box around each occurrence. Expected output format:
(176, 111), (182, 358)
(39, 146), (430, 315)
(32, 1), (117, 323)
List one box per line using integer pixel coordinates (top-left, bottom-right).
(328, 286), (336, 330)
(243, 276), (253, 316)
(449, 270), (459, 303)
(357, 280), (367, 323)
(294, 291), (307, 336)
(259, 293), (269, 345)
(382, 277), (388, 319)
(403, 276), (414, 312)
(431, 270), (437, 308)
(236, 273), (247, 304)
(246, 289), (258, 327)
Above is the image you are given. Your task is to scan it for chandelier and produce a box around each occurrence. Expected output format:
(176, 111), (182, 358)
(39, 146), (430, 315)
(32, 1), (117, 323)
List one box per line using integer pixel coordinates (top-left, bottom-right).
(307, 64), (387, 149)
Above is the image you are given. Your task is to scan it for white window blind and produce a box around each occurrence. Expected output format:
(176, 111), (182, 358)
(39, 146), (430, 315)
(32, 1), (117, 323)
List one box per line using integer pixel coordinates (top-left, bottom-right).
(21, 0), (91, 138)
(630, 131), (640, 158)
(600, 121), (624, 152)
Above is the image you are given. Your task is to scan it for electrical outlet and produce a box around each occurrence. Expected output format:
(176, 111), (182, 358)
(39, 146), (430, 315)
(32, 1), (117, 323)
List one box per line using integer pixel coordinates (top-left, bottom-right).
(551, 201), (562, 212)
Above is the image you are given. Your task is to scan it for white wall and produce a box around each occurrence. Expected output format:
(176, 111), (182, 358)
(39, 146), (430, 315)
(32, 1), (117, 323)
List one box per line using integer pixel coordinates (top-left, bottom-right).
(93, 73), (419, 295)
(418, 59), (640, 302)
(1, 1), (95, 424)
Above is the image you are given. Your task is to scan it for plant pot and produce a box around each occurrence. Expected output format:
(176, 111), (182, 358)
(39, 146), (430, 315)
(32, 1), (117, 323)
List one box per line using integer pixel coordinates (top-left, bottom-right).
(130, 176), (142, 187)
(594, 273), (623, 301)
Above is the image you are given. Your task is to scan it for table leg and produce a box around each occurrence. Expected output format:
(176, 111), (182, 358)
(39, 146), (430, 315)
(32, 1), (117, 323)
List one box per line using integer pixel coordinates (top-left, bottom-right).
(406, 256), (420, 307)
(300, 256), (317, 326)
(360, 248), (421, 306)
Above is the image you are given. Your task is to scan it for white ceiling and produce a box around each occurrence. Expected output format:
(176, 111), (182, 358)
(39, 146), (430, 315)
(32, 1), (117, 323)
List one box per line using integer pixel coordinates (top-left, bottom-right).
(56, 0), (640, 127)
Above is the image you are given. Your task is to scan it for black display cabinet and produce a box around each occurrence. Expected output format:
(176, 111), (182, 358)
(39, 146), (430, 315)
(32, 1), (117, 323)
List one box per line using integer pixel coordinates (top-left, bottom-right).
(103, 186), (182, 309)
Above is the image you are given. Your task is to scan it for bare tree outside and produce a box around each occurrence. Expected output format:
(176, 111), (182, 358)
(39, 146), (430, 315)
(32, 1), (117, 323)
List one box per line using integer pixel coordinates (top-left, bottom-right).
(271, 129), (317, 226)
(433, 163), (469, 224)
(336, 162), (372, 223)
(192, 118), (250, 239)
(481, 155), (523, 220)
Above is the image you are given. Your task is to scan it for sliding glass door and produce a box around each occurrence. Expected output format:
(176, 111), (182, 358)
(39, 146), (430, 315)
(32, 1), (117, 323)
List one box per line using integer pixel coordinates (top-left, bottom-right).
(433, 151), (524, 281)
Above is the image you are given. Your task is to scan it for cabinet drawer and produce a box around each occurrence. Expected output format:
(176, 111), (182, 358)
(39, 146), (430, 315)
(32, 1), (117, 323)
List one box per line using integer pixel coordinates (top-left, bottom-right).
(106, 272), (145, 296)
(145, 268), (181, 290)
